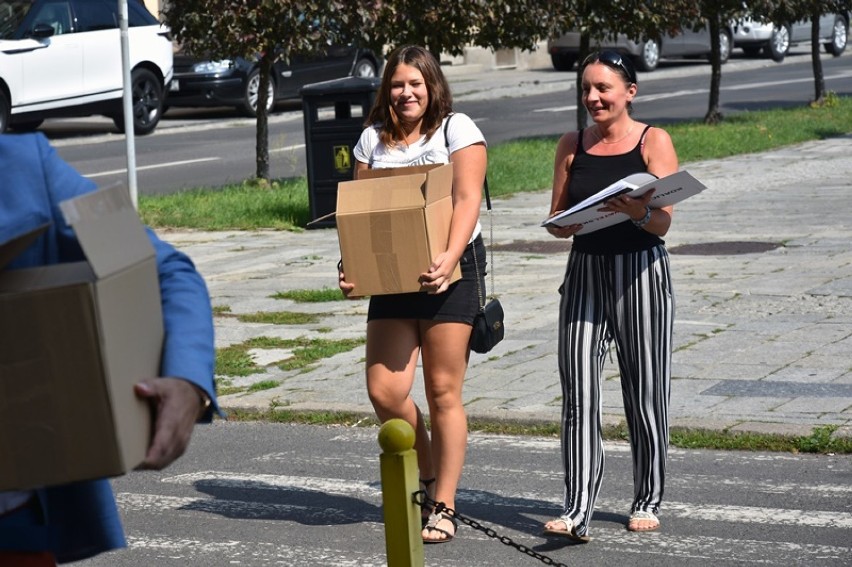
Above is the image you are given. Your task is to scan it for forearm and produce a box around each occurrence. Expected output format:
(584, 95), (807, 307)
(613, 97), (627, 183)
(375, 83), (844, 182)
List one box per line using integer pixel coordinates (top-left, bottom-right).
(447, 196), (482, 260)
(631, 205), (672, 237)
(149, 230), (216, 405)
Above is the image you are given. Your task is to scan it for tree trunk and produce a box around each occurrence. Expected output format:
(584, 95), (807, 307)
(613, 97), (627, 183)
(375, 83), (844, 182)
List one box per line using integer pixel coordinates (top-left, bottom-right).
(811, 8), (826, 104)
(704, 14), (723, 124)
(575, 32), (590, 130)
(255, 51), (273, 181)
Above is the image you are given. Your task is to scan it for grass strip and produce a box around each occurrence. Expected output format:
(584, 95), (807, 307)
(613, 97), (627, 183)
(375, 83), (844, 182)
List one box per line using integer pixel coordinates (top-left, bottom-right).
(271, 287), (350, 302)
(140, 98), (852, 229)
(216, 335), (365, 377)
(221, 409), (851, 454)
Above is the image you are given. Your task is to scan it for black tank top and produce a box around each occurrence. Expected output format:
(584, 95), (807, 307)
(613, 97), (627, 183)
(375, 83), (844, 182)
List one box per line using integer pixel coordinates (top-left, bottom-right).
(567, 125), (663, 255)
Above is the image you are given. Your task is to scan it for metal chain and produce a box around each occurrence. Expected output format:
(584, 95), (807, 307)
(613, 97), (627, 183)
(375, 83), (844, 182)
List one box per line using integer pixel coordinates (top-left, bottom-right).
(414, 491), (570, 567)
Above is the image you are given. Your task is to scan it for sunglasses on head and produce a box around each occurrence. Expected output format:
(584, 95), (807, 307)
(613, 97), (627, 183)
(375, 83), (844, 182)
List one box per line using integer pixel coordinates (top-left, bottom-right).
(583, 50), (637, 85)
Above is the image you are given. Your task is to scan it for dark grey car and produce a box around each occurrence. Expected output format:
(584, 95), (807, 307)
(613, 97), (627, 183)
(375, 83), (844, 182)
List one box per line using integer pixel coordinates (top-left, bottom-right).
(167, 46), (381, 117)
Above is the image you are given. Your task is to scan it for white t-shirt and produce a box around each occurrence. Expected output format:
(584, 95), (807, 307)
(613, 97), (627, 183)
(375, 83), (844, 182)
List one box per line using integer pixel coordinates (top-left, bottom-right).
(353, 113), (486, 241)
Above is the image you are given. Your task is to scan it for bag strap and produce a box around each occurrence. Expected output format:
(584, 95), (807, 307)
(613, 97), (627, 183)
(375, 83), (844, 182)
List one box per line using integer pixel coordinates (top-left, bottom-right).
(443, 114), (495, 306)
(443, 114), (492, 210)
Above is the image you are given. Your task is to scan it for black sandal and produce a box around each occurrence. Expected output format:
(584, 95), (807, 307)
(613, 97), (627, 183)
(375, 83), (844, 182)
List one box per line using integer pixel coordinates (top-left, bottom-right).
(423, 511), (457, 544)
(419, 478), (435, 527)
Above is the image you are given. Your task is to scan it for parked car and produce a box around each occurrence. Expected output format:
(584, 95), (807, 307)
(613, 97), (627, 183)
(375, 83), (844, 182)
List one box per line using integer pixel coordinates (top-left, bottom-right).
(733, 12), (849, 61)
(167, 46), (381, 117)
(0, 0), (173, 134)
(548, 24), (734, 72)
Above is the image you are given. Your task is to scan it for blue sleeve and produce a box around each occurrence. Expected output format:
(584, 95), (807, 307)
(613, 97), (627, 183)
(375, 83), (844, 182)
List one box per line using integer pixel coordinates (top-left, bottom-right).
(148, 230), (219, 418)
(41, 133), (217, 415)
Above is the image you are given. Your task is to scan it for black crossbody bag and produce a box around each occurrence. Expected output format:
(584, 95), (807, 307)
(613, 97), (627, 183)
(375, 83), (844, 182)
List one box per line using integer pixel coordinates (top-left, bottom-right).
(444, 115), (504, 354)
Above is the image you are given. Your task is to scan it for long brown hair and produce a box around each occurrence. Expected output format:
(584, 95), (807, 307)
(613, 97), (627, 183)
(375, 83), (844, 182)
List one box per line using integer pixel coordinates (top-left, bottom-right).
(367, 45), (453, 148)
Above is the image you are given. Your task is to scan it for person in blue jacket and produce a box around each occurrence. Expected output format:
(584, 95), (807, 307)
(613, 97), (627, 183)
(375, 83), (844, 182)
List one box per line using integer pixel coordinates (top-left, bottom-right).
(0, 132), (217, 565)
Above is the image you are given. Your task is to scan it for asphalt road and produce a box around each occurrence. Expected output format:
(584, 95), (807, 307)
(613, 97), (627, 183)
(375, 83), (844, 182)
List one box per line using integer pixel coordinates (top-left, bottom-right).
(42, 52), (852, 195)
(74, 422), (851, 567)
(17, 49), (852, 567)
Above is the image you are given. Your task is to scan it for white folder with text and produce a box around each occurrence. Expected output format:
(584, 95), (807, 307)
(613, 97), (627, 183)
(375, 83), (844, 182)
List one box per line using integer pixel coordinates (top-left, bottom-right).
(541, 170), (707, 235)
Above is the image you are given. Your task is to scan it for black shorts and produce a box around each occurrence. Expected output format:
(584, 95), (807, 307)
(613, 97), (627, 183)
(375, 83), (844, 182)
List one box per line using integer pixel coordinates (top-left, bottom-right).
(367, 235), (486, 325)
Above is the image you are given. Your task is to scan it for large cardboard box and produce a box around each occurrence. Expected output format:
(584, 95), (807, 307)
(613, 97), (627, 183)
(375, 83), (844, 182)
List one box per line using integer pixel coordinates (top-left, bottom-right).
(336, 163), (462, 297)
(0, 185), (161, 491)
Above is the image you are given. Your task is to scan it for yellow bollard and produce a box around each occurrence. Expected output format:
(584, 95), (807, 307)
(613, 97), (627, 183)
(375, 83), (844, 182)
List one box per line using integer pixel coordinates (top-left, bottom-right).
(378, 418), (425, 567)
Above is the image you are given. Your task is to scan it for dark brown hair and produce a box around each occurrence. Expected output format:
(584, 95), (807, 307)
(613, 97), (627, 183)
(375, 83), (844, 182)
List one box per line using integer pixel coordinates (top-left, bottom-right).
(366, 45), (453, 148)
(581, 50), (637, 114)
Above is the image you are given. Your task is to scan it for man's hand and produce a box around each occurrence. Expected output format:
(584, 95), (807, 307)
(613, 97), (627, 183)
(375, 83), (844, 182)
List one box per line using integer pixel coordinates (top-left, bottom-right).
(134, 378), (205, 470)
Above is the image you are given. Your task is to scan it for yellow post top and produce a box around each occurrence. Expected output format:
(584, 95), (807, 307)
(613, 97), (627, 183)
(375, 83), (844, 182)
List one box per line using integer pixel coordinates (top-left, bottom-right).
(378, 418), (416, 453)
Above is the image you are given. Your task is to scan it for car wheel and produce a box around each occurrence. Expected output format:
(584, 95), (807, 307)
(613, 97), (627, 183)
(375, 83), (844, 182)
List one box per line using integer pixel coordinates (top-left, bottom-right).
(112, 68), (163, 135)
(826, 16), (848, 56)
(718, 30), (732, 63)
(11, 119), (44, 132)
(0, 91), (9, 133)
(240, 69), (274, 118)
(634, 40), (659, 72)
(550, 53), (577, 71)
(766, 25), (790, 62)
(353, 58), (377, 78)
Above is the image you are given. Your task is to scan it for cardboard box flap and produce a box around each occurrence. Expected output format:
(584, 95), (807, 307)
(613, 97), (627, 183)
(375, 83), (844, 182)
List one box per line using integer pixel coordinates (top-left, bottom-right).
(338, 163), (454, 214)
(59, 186), (155, 279)
(338, 174), (429, 214)
(0, 261), (95, 293)
(420, 163), (453, 206)
(0, 223), (50, 272)
(355, 163), (444, 180)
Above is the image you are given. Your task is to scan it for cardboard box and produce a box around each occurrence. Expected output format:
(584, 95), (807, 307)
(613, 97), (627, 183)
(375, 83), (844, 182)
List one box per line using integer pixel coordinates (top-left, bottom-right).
(336, 163), (462, 297)
(0, 185), (161, 491)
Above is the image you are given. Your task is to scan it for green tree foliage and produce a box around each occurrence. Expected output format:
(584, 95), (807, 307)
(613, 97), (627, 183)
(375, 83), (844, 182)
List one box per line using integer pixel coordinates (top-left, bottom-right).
(548, 2), (759, 126)
(159, 0), (570, 183)
(548, 1), (699, 128)
(162, 1), (367, 181)
(749, 0), (852, 105)
(349, 0), (556, 61)
(691, 1), (750, 124)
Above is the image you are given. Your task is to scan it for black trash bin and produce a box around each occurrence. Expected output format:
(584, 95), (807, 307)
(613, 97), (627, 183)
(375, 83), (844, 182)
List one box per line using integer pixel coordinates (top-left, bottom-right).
(300, 76), (381, 228)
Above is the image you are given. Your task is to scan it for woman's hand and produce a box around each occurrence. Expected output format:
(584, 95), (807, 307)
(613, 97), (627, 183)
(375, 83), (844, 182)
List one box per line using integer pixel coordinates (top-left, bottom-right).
(546, 212), (582, 239)
(419, 251), (457, 294)
(338, 262), (357, 299)
(600, 188), (655, 219)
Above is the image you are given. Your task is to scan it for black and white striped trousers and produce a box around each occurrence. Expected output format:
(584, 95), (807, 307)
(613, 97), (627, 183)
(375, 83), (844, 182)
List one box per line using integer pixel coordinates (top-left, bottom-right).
(556, 244), (673, 536)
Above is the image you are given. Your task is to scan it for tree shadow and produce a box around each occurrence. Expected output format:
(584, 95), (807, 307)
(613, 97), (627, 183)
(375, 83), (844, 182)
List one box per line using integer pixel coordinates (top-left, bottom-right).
(428, 486), (629, 552)
(184, 478), (382, 525)
(182, 477), (629, 545)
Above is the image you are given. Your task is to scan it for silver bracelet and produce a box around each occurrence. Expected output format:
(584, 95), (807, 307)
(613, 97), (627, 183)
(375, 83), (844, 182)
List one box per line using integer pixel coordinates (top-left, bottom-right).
(632, 206), (652, 228)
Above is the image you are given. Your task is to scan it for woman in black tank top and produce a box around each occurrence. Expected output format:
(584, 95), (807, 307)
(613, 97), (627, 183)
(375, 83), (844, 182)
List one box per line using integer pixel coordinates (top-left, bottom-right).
(542, 51), (680, 541)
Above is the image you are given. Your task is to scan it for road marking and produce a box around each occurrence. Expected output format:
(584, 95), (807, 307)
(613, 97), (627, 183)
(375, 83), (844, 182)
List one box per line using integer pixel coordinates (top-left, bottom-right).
(116, 491), (377, 523)
(83, 145), (303, 179)
(84, 157), (220, 178)
(157, 471), (852, 529)
(270, 143), (305, 154)
(124, 534), (388, 566)
(118, 529), (849, 565)
(162, 471), (382, 498)
(115, 489), (851, 564)
(533, 70), (852, 113)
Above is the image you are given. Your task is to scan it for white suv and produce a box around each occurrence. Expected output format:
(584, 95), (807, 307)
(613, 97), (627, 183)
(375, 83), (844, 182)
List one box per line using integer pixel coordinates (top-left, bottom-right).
(0, 0), (173, 134)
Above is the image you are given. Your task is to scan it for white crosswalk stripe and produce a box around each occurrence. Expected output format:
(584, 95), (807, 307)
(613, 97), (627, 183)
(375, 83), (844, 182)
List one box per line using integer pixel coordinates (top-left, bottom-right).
(73, 425), (850, 566)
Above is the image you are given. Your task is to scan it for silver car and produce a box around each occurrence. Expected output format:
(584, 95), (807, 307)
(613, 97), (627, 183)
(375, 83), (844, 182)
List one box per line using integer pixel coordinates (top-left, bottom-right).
(548, 24), (734, 72)
(733, 13), (849, 61)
